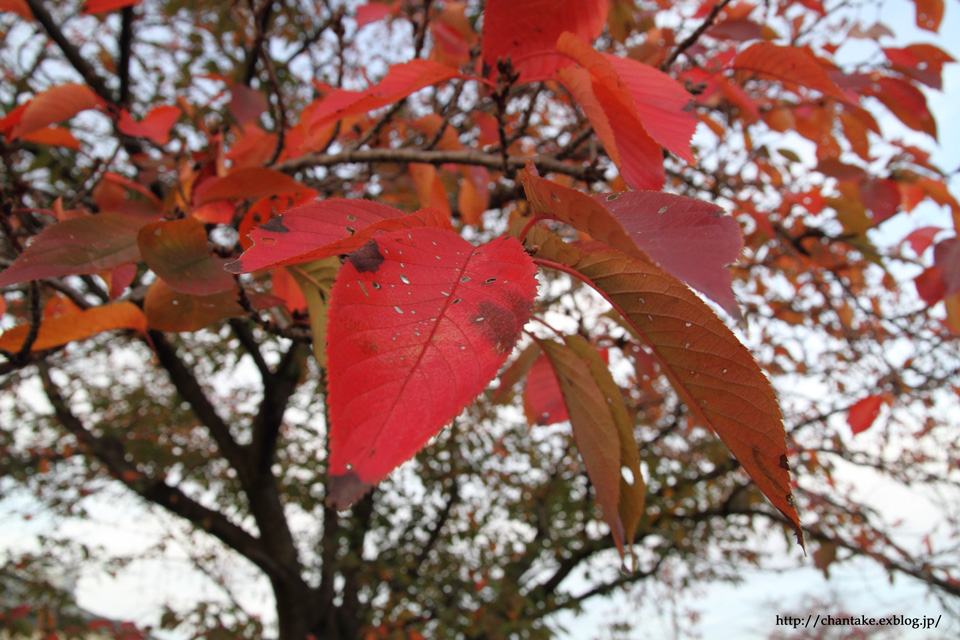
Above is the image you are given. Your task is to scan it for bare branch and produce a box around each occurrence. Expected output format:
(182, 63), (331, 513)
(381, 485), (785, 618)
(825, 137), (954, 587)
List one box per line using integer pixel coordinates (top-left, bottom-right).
(275, 147), (603, 183)
(23, 0), (116, 103)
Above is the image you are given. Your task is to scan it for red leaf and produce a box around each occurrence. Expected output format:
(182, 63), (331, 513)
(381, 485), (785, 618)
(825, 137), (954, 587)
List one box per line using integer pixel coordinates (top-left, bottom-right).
(83, 0), (141, 13)
(914, 265), (945, 305)
(0, 214), (143, 288)
(138, 218), (235, 295)
(524, 353), (569, 425)
(326, 227), (537, 508)
(521, 167), (743, 318)
(228, 82), (268, 126)
(228, 200), (450, 272)
(0, 302), (146, 352)
(555, 33), (665, 190)
(481, 0), (609, 82)
(10, 83), (102, 139)
(847, 395), (885, 435)
(193, 168), (310, 205)
(934, 238), (960, 298)
(356, 1), (397, 27)
(117, 105), (181, 144)
(732, 43), (846, 101)
(901, 226), (943, 255)
(859, 178), (900, 224)
(867, 77), (936, 138)
(605, 54), (697, 164)
(0, 102), (29, 136)
(309, 60), (463, 130)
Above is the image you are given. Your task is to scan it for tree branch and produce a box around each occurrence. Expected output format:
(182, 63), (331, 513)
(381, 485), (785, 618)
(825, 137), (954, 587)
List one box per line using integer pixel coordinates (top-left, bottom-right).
(36, 361), (286, 581)
(248, 341), (304, 475)
(24, 0), (116, 103)
(275, 147), (603, 183)
(117, 5), (134, 106)
(659, 0), (733, 71)
(148, 330), (253, 485)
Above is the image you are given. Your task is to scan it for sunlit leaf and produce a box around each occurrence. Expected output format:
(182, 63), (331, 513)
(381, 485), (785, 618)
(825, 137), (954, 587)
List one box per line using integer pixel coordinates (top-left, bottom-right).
(913, 0), (944, 32)
(605, 54), (697, 163)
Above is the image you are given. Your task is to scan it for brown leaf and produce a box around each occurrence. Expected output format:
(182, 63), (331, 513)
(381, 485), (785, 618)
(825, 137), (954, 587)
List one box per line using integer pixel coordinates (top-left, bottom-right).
(529, 226), (803, 548)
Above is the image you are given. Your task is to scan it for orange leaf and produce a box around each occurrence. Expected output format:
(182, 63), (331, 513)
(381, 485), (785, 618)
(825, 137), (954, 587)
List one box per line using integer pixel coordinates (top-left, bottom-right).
(0, 302), (146, 352)
(117, 105), (181, 144)
(193, 167), (310, 204)
(10, 84), (102, 139)
(17, 126), (81, 149)
(847, 395), (885, 435)
(409, 163), (451, 217)
(732, 43), (846, 101)
(143, 278), (278, 332)
(0, 0), (32, 19)
(530, 226), (803, 548)
(913, 0), (944, 32)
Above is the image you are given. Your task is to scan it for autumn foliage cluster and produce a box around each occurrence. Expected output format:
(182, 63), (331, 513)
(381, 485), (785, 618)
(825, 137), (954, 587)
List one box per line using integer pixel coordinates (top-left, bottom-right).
(1, 0), (959, 638)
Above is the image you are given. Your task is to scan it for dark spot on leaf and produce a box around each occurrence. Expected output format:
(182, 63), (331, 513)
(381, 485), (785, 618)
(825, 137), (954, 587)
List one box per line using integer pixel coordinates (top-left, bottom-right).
(326, 471), (374, 511)
(606, 193), (621, 201)
(474, 294), (529, 354)
(261, 216), (290, 233)
(348, 240), (385, 273)
(779, 454), (790, 470)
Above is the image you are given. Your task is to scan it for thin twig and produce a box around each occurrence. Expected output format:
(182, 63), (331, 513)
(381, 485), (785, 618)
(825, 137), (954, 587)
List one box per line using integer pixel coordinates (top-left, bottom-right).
(659, 0), (733, 71)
